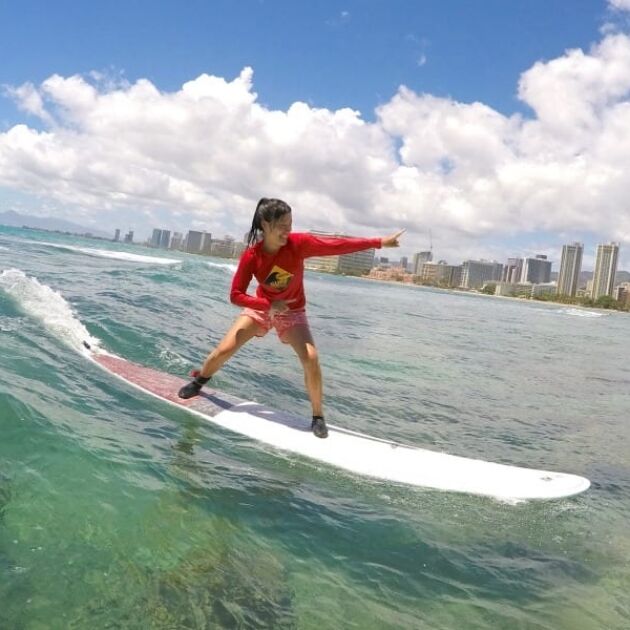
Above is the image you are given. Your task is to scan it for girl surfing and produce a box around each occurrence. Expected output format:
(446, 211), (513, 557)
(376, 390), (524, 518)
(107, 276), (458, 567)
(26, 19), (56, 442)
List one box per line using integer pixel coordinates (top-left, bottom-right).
(178, 198), (404, 438)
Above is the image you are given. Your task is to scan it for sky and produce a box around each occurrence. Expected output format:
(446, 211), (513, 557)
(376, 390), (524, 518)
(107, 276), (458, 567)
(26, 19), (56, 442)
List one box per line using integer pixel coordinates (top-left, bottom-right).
(1, 0), (630, 270)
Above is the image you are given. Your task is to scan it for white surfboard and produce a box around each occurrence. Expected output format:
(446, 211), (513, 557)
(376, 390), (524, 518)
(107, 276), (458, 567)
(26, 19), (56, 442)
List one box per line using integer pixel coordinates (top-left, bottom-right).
(84, 346), (590, 501)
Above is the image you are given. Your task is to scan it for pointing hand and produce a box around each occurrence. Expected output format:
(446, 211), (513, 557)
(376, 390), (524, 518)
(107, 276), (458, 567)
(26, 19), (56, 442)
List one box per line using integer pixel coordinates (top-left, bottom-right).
(381, 229), (406, 248)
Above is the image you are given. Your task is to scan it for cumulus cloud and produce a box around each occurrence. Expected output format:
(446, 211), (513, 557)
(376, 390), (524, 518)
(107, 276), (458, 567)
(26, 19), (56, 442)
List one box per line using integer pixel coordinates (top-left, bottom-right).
(1, 34), (630, 268)
(609, 0), (630, 11)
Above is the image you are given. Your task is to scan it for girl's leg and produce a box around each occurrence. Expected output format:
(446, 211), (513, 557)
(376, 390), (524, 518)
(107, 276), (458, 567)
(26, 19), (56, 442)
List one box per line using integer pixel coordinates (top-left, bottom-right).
(178, 315), (264, 398)
(199, 315), (264, 377)
(282, 325), (327, 437)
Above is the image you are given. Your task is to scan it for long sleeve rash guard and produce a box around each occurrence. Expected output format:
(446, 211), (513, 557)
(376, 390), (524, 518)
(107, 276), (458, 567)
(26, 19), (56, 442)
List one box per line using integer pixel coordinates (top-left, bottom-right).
(230, 232), (382, 311)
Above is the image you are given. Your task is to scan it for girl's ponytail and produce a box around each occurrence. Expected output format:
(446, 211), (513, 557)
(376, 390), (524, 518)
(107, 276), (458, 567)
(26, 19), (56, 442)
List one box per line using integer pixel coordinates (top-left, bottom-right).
(246, 198), (291, 248)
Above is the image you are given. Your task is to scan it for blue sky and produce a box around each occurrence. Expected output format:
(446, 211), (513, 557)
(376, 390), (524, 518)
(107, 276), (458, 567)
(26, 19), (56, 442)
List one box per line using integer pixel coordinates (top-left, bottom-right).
(1, 0), (630, 269)
(0, 0), (610, 121)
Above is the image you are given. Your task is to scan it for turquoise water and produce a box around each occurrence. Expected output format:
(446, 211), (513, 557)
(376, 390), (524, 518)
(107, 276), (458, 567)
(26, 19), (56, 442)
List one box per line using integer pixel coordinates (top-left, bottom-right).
(0, 225), (629, 629)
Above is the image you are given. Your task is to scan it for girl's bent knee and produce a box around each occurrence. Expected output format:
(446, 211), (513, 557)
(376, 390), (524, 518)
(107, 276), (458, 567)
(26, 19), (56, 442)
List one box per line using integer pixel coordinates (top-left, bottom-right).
(302, 350), (319, 368)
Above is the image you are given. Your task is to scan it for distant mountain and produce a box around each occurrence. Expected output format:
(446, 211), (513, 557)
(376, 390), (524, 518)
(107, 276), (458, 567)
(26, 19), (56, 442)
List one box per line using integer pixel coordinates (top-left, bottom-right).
(0, 210), (110, 238)
(551, 269), (629, 285)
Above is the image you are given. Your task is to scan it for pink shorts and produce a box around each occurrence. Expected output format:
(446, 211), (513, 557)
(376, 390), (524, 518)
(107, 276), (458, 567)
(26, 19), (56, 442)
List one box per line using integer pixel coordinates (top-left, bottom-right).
(242, 308), (309, 342)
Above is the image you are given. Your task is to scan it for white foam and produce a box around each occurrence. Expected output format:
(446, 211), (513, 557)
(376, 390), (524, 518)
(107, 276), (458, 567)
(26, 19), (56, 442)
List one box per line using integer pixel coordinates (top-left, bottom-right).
(71, 247), (181, 265)
(24, 239), (181, 265)
(0, 268), (100, 351)
(206, 261), (237, 272)
(557, 308), (605, 318)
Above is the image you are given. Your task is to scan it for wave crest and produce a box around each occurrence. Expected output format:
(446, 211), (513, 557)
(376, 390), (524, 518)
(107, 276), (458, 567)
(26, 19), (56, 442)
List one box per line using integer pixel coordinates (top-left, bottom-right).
(0, 268), (100, 351)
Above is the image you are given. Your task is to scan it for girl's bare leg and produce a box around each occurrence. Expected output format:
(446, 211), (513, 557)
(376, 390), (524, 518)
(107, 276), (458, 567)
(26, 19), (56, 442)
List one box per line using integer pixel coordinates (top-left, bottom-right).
(283, 325), (327, 437)
(178, 315), (263, 399)
(199, 315), (264, 378)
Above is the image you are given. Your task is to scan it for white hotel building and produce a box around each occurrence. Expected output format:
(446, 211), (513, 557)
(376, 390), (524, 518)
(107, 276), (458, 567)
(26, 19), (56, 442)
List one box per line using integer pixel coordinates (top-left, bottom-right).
(304, 231), (377, 275)
(591, 242), (619, 299)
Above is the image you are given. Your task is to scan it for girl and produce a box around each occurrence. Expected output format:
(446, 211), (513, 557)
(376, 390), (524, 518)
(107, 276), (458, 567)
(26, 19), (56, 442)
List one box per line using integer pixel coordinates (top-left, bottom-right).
(178, 198), (404, 438)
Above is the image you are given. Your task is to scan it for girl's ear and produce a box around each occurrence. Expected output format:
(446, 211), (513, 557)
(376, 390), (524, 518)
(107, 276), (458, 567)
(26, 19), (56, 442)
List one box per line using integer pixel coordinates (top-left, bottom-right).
(260, 219), (270, 234)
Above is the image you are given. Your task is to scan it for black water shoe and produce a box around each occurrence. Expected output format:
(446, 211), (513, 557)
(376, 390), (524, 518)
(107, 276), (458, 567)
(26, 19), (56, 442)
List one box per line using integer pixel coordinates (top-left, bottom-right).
(178, 375), (210, 399)
(311, 415), (328, 439)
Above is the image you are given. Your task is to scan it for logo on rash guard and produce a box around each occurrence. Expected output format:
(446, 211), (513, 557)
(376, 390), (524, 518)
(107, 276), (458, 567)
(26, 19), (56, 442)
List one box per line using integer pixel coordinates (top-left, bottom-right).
(264, 265), (293, 290)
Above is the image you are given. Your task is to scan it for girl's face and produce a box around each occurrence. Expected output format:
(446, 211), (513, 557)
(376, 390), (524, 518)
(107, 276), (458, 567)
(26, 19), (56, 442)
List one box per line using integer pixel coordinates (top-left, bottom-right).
(262, 213), (292, 248)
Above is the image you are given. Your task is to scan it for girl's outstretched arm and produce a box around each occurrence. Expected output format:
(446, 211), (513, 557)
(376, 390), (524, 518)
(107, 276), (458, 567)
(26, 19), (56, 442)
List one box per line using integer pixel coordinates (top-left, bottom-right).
(381, 229), (406, 248)
(297, 233), (382, 258)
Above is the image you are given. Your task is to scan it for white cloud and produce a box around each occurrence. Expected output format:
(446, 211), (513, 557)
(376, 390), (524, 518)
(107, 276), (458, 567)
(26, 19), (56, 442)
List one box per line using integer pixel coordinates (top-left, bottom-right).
(326, 11), (350, 27)
(609, 0), (630, 11)
(2, 34), (630, 268)
(518, 35), (630, 138)
(3, 83), (54, 126)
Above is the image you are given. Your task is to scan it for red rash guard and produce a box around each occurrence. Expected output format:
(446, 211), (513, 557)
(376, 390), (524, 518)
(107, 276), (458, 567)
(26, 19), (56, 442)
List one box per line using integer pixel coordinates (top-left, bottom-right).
(230, 232), (382, 311)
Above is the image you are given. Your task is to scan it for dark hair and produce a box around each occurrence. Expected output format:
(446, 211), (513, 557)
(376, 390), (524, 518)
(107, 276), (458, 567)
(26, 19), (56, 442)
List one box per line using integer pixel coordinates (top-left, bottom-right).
(246, 198), (292, 248)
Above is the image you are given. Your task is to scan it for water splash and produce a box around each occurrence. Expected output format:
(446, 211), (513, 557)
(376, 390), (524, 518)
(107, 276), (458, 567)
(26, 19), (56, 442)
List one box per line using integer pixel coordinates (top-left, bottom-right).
(0, 268), (101, 351)
(206, 261), (237, 273)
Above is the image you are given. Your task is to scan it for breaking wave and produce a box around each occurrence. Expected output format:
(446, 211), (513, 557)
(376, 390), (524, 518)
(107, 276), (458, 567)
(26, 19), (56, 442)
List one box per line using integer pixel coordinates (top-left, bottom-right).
(0, 268), (100, 351)
(27, 240), (181, 265)
(206, 261), (237, 273)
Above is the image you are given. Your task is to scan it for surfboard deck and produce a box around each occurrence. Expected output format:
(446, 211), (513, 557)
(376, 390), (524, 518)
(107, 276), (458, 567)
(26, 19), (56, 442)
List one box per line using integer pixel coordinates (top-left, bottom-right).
(86, 349), (590, 501)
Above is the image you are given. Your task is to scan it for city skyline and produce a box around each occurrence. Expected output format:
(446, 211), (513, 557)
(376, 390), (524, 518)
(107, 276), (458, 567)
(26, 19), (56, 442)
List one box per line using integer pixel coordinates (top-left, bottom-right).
(143, 222), (624, 297)
(4, 215), (627, 304)
(2, 3), (630, 270)
(141, 221), (625, 276)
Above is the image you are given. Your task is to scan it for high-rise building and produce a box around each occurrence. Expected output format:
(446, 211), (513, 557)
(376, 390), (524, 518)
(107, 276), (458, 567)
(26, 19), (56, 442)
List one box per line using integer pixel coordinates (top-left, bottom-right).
(113, 229), (120, 242)
(304, 231), (376, 275)
(159, 230), (171, 249)
(201, 233), (214, 255)
(124, 230), (134, 244)
(412, 251), (433, 274)
(186, 230), (207, 254)
(151, 229), (162, 248)
(400, 256), (408, 270)
(460, 260), (503, 289)
(502, 258), (523, 283)
(557, 242), (583, 296)
(521, 255), (552, 284)
(150, 228), (171, 249)
(592, 242), (619, 299)
(337, 248), (376, 275)
(170, 232), (184, 250)
(614, 282), (630, 307)
(419, 261), (462, 287)
(210, 239), (235, 258)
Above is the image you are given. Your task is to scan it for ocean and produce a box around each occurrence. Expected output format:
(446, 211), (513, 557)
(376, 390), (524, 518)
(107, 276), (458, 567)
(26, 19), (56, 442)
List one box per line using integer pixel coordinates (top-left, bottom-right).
(0, 225), (629, 629)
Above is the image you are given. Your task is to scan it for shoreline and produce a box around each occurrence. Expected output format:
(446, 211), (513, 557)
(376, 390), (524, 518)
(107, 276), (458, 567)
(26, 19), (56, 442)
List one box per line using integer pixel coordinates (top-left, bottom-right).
(352, 273), (628, 313)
